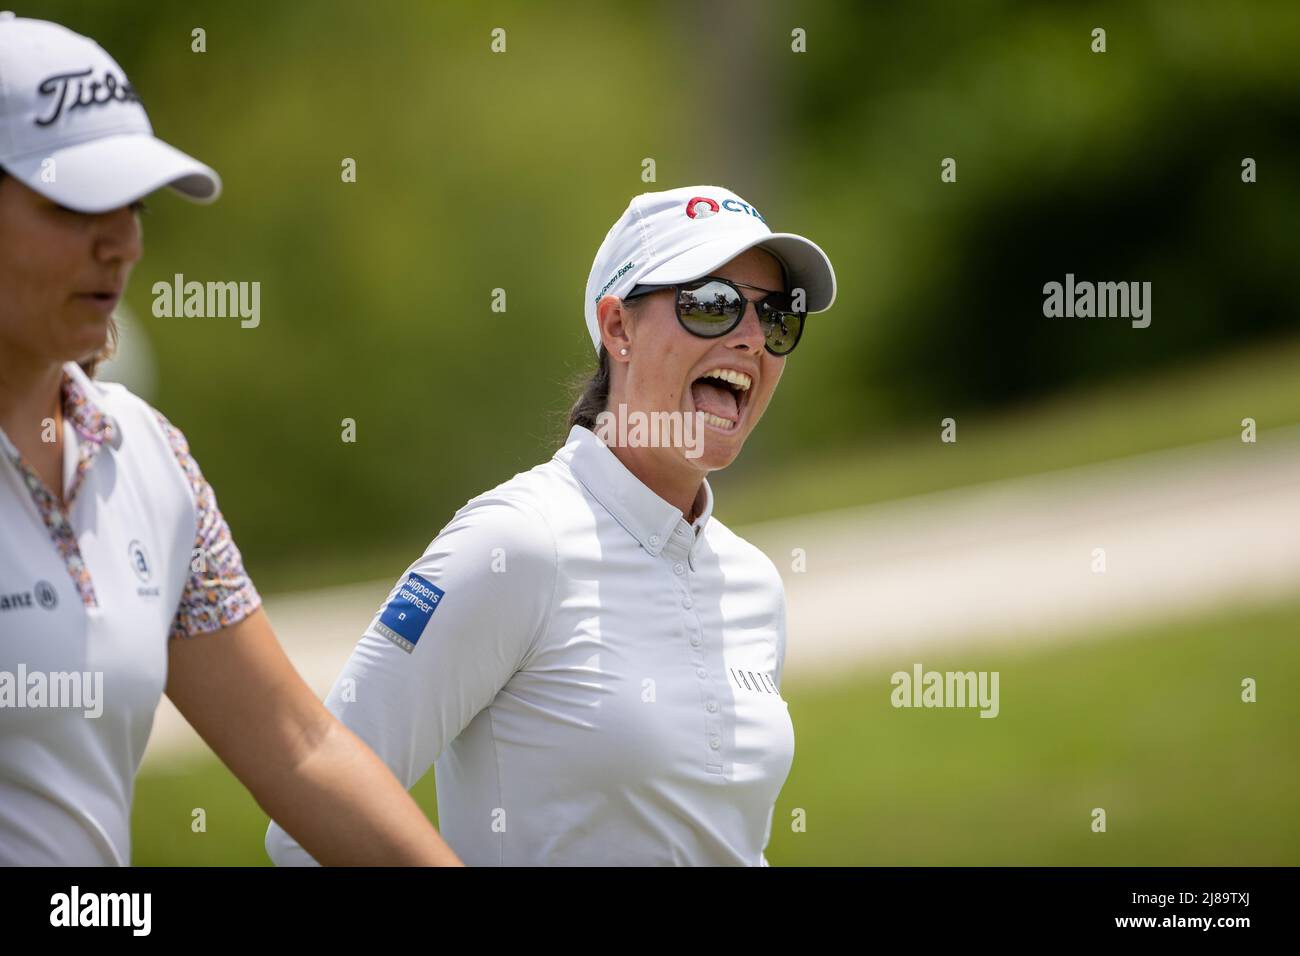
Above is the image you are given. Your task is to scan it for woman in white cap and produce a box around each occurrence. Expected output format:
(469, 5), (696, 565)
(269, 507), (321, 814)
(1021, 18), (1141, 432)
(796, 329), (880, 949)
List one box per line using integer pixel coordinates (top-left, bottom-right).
(266, 185), (836, 865)
(0, 14), (461, 865)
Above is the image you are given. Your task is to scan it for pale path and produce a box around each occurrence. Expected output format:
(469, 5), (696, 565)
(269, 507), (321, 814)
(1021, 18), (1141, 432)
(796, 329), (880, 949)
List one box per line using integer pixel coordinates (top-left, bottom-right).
(141, 427), (1300, 768)
(747, 426), (1299, 673)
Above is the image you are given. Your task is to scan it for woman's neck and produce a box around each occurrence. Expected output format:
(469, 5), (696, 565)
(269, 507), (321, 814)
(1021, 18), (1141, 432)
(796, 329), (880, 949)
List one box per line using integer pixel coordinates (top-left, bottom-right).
(0, 348), (66, 446)
(606, 438), (706, 524)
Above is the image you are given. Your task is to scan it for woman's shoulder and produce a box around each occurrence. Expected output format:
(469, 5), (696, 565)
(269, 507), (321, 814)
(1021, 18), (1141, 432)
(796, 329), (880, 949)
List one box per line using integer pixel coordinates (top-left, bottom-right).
(454, 452), (577, 522)
(436, 464), (565, 563)
(95, 380), (198, 480)
(704, 516), (785, 585)
(63, 372), (201, 533)
(64, 369), (195, 480)
(68, 369), (179, 446)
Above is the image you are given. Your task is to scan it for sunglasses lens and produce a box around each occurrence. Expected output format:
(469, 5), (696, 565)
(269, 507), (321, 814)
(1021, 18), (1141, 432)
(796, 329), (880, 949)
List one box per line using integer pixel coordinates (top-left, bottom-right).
(762, 306), (804, 355)
(677, 280), (744, 336)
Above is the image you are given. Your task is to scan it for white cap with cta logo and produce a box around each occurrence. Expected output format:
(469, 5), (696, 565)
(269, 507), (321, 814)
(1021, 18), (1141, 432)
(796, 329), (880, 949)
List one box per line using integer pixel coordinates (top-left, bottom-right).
(0, 12), (219, 212)
(583, 184), (836, 354)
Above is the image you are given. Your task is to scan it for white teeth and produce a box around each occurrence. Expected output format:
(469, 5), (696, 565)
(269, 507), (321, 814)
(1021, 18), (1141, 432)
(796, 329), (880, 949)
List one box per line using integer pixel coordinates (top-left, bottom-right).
(701, 368), (751, 391)
(701, 412), (736, 429)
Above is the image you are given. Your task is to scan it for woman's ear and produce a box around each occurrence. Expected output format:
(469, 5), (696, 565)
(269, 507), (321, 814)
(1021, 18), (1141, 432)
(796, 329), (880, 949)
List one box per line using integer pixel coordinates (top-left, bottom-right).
(597, 294), (634, 361)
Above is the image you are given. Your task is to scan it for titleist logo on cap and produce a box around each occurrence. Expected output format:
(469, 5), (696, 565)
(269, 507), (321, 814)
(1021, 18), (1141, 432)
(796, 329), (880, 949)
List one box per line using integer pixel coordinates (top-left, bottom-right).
(34, 67), (140, 127)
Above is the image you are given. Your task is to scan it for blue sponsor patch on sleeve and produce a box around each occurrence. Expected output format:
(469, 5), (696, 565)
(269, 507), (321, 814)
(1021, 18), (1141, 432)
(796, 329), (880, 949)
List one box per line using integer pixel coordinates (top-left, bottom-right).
(375, 572), (445, 653)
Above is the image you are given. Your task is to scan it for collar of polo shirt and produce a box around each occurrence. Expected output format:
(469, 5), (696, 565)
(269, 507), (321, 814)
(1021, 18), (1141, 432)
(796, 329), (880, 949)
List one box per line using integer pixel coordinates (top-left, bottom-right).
(0, 361), (123, 461)
(60, 362), (124, 450)
(557, 424), (713, 568)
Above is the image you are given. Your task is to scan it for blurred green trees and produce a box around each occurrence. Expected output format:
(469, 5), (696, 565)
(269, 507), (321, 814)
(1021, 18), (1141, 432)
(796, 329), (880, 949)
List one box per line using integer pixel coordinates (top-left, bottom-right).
(23, 0), (1298, 585)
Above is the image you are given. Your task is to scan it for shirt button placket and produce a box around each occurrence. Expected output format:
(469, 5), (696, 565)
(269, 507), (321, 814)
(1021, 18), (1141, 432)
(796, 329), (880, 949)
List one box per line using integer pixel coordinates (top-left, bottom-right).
(668, 524), (723, 775)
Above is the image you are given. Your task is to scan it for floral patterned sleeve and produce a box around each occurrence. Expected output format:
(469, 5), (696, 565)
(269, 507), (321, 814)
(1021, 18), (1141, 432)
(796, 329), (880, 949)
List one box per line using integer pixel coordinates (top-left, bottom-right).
(152, 409), (262, 639)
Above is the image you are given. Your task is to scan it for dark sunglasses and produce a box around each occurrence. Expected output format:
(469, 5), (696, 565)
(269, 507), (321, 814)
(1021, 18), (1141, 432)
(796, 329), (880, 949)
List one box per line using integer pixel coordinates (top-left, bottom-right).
(622, 275), (806, 356)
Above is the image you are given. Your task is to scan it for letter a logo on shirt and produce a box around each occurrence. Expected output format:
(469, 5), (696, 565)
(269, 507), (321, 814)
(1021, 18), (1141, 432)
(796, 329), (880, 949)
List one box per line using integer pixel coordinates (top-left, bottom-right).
(376, 572), (445, 653)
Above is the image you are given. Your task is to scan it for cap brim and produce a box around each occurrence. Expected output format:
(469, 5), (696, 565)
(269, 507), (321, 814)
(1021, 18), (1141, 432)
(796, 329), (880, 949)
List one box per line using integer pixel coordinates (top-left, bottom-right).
(635, 232), (836, 313)
(3, 132), (221, 214)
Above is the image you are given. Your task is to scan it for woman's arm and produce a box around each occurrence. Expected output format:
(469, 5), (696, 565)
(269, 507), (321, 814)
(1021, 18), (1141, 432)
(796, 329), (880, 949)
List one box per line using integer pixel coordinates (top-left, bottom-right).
(165, 606), (464, 866)
(266, 496), (557, 866)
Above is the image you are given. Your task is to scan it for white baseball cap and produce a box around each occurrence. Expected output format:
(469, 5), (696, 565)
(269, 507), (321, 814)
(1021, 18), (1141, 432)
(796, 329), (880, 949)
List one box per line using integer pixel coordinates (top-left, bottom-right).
(583, 184), (836, 353)
(0, 12), (219, 213)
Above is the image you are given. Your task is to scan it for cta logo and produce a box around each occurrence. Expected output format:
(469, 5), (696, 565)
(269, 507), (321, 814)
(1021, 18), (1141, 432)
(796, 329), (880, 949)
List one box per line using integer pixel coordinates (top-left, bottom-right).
(684, 196), (766, 223)
(685, 196), (720, 219)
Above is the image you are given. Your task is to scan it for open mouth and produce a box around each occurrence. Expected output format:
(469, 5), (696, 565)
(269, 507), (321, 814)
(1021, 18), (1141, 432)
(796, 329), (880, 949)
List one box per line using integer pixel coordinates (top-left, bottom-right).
(689, 367), (752, 432)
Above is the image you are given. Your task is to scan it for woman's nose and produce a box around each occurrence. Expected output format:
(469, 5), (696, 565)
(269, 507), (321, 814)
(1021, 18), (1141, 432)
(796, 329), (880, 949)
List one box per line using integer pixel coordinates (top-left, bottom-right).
(93, 205), (144, 266)
(730, 296), (767, 351)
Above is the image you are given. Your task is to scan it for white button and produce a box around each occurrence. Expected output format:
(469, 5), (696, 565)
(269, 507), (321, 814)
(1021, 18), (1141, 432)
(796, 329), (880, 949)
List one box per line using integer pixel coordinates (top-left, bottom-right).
(709, 736), (720, 749)
(690, 636), (701, 647)
(682, 597), (692, 609)
(673, 562), (685, 575)
(706, 701), (718, 713)
(649, 535), (660, 548)
(675, 527), (686, 536)
(696, 668), (707, 679)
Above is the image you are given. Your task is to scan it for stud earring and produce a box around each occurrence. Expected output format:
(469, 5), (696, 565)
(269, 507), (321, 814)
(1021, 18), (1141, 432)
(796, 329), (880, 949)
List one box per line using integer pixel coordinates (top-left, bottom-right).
(619, 348), (628, 356)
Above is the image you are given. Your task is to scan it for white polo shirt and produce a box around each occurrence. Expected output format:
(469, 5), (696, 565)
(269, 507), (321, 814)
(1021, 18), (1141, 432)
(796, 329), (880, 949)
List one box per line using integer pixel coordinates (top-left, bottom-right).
(267, 424), (794, 866)
(0, 362), (260, 865)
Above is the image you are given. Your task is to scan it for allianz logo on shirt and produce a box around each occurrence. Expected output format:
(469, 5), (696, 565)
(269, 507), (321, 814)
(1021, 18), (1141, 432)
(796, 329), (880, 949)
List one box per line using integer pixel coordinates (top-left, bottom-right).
(128, 539), (161, 599)
(0, 580), (59, 613)
(730, 667), (779, 695)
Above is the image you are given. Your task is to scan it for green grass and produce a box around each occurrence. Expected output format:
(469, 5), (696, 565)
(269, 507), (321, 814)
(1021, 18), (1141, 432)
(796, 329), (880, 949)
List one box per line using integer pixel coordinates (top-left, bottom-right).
(132, 595), (1300, 865)
(131, 753), (442, 867)
(770, 597), (1300, 865)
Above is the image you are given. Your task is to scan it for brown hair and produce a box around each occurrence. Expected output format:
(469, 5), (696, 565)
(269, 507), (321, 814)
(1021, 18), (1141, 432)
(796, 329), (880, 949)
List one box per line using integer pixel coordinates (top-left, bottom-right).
(565, 344), (613, 432)
(78, 318), (119, 378)
(563, 296), (641, 434)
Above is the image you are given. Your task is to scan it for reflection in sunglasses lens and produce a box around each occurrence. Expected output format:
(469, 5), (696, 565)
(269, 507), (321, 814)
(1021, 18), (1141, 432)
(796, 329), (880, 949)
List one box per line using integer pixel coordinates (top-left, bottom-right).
(680, 281), (743, 335)
(676, 279), (804, 353)
(763, 309), (802, 354)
